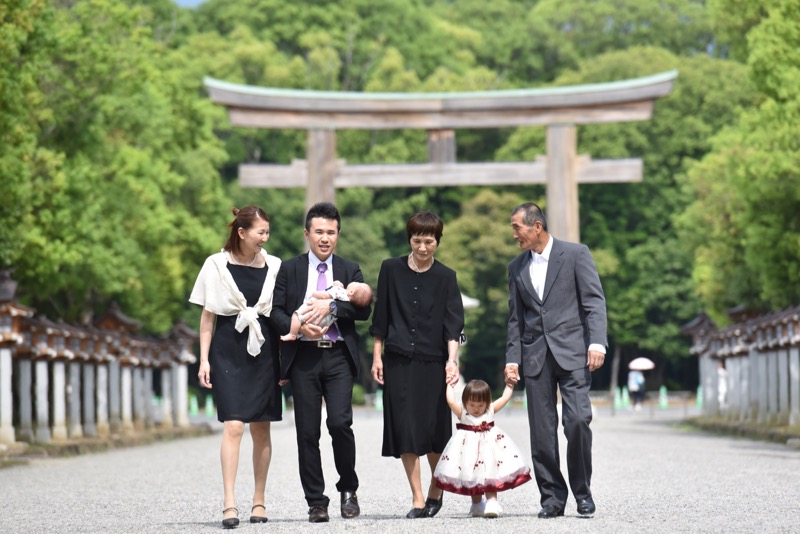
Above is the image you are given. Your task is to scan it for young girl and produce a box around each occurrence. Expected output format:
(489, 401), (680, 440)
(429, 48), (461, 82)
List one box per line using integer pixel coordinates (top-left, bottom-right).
(434, 380), (531, 518)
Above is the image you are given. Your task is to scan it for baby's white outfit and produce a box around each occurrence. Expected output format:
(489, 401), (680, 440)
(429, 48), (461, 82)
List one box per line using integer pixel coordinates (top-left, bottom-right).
(295, 286), (350, 331)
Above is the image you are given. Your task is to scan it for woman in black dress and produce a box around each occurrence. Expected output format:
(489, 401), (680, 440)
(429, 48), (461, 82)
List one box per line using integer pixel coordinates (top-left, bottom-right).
(190, 206), (282, 529)
(370, 211), (465, 519)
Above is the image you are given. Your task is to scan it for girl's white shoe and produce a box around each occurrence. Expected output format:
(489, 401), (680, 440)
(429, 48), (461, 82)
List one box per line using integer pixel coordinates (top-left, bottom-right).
(483, 499), (501, 518)
(469, 499), (486, 517)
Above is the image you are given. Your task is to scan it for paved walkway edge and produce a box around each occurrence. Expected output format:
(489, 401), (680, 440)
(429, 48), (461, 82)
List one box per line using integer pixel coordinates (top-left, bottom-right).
(0, 424), (215, 468)
(685, 416), (800, 449)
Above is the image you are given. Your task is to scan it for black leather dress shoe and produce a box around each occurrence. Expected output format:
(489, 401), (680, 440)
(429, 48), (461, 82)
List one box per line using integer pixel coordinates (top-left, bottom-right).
(423, 495), (443, 518)
(537, 506), (565, 519)
(308, 505), (329, 523)
(577, 498), (596, 515)
(340, 491), (360, 519)
(406, 507), (426, 519)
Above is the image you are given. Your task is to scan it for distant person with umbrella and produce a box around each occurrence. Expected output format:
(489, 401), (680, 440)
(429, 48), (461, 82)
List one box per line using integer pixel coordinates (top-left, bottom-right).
(627, 357), (654, 412)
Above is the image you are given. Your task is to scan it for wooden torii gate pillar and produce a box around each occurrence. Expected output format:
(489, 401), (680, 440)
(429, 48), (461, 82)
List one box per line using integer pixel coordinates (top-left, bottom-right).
(205, 71), (676, 242)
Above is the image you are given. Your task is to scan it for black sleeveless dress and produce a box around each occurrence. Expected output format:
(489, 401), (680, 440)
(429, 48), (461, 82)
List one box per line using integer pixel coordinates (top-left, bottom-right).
(209, 263), (282, 423)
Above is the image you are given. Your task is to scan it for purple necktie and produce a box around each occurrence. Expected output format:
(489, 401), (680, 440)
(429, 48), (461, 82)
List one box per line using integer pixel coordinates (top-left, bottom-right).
(316, 263), (339, 341)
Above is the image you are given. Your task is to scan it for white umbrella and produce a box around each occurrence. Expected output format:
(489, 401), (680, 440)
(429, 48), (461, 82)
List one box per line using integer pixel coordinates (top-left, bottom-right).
(628, 356), (655, 371)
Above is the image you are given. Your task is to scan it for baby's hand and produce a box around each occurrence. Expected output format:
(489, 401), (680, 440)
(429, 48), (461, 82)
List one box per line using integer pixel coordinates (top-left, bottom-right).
(331, 280), (344, 288)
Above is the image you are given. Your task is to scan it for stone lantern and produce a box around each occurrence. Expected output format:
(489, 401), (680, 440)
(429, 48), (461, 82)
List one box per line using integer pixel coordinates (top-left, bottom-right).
(167, 321), (198, 428)
(95, 304), (141, 435)
(0, 271), (35, 446)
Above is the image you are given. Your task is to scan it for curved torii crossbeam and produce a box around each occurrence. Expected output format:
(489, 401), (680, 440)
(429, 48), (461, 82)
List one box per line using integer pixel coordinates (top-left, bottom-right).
(205, 70), (676, 241)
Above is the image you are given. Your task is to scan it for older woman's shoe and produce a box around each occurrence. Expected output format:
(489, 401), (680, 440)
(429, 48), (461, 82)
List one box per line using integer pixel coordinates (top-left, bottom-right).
(423, 495), (443, 518)
(406, 507), (426, 518)
(222, 507), (239, 529)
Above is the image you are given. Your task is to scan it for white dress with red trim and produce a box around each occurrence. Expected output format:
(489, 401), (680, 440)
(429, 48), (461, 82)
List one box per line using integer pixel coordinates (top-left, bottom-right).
(433, 404), (531, 495)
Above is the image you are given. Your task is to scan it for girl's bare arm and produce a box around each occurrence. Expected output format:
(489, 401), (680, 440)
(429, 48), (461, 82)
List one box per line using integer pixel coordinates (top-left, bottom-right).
(492, 383), (515, 413)
(446, 383), (462, 418)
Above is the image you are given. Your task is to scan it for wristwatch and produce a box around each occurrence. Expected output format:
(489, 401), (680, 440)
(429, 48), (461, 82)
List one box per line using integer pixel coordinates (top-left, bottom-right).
(329, 300), (337, 315)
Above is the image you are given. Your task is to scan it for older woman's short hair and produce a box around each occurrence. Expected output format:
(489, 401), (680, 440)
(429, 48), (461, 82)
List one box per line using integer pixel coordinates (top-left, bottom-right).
(406, 211), (444, 243)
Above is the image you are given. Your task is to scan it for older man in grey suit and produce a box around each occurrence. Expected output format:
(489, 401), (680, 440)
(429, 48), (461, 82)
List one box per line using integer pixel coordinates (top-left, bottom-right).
(504, 202), (607, 519)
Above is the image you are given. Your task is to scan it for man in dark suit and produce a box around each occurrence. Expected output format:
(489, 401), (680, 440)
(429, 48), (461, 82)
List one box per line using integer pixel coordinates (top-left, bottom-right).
(504, 202), (607, 518)
(271, 202), (371, 523)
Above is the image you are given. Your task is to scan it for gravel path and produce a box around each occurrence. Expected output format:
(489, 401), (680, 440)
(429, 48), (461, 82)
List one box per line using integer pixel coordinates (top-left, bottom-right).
(2, 404), (799, 533)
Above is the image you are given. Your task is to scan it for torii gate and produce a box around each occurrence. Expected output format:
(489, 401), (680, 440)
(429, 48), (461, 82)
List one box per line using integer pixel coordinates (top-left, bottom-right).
(204, 70), (676, 242)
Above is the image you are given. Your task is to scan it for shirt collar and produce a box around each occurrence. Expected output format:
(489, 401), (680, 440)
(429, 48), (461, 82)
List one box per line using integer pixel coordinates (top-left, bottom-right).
(530, 236), (553, 264)
(308, 253), (332, 270)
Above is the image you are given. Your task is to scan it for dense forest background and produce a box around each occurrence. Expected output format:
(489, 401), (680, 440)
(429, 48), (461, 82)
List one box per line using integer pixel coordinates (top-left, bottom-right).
(2, 0), (799, 392)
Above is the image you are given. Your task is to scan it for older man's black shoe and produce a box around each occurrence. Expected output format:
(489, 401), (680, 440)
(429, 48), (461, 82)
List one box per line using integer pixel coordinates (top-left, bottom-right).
(308, 505), (329, 523)
(577, 498), (596, 515)
(537, 506), (565, 518)
(340, 491), (360, 519)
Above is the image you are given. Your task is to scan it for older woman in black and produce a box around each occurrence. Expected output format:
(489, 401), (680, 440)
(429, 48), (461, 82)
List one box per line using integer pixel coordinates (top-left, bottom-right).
(371, 211), (464, 519)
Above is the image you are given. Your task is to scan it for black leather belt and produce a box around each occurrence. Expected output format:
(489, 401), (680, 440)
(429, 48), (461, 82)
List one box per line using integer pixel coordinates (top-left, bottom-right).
(303, 340), (342, 348)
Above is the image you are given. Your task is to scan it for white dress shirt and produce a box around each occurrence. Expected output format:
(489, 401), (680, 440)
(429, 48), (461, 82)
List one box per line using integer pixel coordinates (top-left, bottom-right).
(528, 235), (553, 300)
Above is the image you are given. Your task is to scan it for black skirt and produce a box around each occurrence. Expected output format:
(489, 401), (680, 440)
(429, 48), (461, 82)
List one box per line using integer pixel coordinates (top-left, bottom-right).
(381, 351), (452, 458)
(209, 264), (282, 423)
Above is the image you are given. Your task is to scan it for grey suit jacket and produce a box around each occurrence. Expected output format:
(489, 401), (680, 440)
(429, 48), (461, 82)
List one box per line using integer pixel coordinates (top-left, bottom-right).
(506, 238), (607, 377)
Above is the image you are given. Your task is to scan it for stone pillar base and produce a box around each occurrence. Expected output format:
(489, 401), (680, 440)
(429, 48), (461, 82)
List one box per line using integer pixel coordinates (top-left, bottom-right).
(96, 421), (110, 438)
(0, 426), (15, 445)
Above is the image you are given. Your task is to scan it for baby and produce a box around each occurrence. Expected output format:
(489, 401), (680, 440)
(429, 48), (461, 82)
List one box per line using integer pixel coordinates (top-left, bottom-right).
(280, 280), (372, 341)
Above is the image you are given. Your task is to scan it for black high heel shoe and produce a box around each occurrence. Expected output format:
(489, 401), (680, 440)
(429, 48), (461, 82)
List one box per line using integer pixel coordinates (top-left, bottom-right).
(423, 494), (443, 518)
(222, 507), (239, 529)
(250, 504), (268, 523)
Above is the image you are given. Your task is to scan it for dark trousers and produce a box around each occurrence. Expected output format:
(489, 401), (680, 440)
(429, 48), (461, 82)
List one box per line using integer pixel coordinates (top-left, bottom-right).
(290, 342), (358, 507)
(524, 349), (593, 509)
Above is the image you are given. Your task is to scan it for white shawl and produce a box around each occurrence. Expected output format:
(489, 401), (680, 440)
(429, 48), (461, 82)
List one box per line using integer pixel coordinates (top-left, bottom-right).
(189, 249), (281, 356)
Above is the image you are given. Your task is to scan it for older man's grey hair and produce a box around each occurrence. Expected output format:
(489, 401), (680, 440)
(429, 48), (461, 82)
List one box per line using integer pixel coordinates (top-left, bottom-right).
(512, 202), (548, 231)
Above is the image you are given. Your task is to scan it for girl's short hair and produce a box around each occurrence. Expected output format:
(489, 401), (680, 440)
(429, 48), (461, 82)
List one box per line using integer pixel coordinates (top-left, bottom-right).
(462, 379), (492, 406)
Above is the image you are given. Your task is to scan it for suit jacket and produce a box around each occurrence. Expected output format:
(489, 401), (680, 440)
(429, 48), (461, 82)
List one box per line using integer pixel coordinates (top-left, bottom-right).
(506, 238), (607, 377)
(270, 252), (372, 379)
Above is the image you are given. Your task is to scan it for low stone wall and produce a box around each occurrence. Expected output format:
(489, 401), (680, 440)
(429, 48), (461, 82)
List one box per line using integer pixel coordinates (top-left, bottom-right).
(0, 297), (198, 450)
(683, 306), (800, 427)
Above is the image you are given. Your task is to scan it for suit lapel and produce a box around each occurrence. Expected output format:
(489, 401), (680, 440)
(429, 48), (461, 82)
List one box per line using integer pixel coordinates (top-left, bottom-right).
(331, 254), (343, 282)
(516, 252), (540, 304)
(294, 253), (310, 308)
(541, 238), (564, 303)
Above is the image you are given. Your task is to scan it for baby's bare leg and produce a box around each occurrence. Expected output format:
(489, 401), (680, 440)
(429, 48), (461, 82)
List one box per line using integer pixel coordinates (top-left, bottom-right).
(280, 313), (302, 341)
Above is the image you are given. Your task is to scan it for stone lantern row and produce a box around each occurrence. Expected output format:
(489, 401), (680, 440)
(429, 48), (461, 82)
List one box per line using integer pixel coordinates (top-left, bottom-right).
(682, 306), (800, 425)
(0, 294), (198, 446)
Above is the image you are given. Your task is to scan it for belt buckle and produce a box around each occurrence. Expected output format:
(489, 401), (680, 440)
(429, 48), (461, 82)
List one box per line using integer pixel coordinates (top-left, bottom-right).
(316, 339), (333, 348)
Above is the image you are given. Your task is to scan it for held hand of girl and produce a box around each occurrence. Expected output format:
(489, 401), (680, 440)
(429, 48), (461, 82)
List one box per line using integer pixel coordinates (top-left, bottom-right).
(445, 362), (459, 385)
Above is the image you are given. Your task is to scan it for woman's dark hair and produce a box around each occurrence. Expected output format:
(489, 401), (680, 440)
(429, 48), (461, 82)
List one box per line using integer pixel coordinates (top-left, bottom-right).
(462, 379), (492, 406)
(224, 206), (270, 256)
(406, 211), (443, 243)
